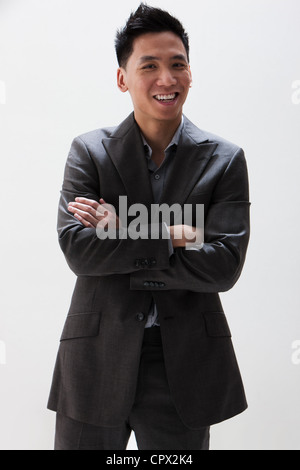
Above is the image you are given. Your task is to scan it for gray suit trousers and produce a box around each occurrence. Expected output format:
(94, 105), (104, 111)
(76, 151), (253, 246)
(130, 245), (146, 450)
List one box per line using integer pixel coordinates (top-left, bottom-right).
(54, 327), (210, 451)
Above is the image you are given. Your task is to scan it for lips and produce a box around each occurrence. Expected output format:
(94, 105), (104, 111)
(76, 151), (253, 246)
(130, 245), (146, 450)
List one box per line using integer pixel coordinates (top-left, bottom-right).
(153, 92), (179, 102)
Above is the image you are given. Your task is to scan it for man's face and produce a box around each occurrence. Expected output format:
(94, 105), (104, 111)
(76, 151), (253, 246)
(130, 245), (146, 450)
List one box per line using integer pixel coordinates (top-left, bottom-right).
(117, 31), (192, 126)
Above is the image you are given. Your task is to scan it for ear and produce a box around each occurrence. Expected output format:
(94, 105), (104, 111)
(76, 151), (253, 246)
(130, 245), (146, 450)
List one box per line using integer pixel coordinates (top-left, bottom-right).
(117, 68), (128, 93)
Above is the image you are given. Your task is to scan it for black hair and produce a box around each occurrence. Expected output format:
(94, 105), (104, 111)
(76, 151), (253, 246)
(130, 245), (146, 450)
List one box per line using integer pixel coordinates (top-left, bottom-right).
(115, 3), (190, 68)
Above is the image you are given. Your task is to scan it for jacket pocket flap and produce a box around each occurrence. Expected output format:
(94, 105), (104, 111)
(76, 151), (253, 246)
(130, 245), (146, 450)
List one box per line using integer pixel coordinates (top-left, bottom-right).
(60, 312), (101, 341)
(204, 312), (232, 337)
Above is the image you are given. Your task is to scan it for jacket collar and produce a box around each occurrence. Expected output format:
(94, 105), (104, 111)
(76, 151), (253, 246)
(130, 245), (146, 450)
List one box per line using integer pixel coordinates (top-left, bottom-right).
(102, 113), (217, 208)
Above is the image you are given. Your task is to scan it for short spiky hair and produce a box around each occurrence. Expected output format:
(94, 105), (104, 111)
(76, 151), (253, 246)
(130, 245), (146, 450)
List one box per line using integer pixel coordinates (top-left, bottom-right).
(115, 3), (190, 68)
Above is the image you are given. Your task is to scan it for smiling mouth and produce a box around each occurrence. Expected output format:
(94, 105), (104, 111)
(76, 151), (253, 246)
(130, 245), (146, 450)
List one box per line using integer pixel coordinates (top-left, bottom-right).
(153, 92), (179, 102)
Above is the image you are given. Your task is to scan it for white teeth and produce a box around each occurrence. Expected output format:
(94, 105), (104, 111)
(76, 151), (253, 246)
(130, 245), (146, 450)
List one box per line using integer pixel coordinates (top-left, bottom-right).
(155, 93), (176, 101)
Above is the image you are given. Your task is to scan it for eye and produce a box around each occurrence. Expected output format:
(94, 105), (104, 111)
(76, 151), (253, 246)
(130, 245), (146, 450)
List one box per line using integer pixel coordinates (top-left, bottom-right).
(173, 63), (187, 69)
(142, 64), (157, 70)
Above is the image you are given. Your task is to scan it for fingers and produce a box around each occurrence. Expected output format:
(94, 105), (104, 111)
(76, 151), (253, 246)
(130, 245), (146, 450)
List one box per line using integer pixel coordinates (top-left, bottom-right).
(71, 211), (95, 228)
(68, 197), (105, 228)
(75, 197), (98, 206)
(68, 204), (99, 228)
(74, 198), (106, 214)
(69, 201), (102, 216)
(68, 197), (120, 230)
(169, 225), (204, 248)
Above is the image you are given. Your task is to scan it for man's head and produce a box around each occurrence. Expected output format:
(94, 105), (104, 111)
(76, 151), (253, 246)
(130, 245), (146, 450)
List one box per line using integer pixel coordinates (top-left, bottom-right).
(115, 3), (190, 69)
(115, 4), (192, 128)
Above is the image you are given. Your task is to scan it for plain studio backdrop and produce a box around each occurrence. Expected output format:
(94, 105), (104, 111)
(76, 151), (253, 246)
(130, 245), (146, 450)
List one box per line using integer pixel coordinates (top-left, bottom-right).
(0, 0), (299, 450)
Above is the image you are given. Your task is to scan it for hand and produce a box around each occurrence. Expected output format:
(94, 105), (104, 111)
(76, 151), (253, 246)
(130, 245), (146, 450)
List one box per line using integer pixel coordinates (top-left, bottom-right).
(169, 225), (204, 248)
(68, 197), (121, 230)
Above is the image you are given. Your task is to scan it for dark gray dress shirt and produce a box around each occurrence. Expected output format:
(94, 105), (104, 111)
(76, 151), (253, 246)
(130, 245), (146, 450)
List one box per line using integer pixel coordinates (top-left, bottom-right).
(140, 119), (184, 327)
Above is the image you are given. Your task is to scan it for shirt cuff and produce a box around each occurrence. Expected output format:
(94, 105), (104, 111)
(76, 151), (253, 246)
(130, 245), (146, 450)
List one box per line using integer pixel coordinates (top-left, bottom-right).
(163, 223), (174, 257)
(185, 242), (204, 251)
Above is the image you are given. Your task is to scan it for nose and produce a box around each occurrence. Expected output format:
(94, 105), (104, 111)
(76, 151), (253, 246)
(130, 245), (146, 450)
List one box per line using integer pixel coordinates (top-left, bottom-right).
(156, 67), (177, 87)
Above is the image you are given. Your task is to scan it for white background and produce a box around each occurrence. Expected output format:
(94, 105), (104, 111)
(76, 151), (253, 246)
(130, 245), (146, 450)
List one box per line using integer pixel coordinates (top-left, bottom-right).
(0, 0), (300, 450)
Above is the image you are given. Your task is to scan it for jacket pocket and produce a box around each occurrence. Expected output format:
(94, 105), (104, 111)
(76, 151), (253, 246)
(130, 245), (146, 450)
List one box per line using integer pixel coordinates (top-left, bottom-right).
(60, 312), (101, 341)
(203, 312), (232, 337)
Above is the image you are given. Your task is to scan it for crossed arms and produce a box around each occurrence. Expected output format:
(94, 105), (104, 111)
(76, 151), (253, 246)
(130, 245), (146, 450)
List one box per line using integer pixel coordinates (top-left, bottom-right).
(58, 137), (250, 293)
(67, 197), (200, 249)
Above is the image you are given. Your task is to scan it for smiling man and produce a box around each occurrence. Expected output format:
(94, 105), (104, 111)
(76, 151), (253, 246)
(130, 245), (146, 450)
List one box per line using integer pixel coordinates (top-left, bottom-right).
(116, 30), (192, 168)
(48, 4), (250, 450)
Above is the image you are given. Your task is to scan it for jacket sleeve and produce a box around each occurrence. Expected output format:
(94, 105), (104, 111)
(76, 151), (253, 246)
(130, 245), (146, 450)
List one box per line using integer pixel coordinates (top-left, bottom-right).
(57, 136), (171, 276)
(129, 148), (251, 293)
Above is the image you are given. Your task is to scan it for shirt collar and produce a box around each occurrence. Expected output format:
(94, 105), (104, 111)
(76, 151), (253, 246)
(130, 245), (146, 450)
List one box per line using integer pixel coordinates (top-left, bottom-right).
(141, 116), (184, 156)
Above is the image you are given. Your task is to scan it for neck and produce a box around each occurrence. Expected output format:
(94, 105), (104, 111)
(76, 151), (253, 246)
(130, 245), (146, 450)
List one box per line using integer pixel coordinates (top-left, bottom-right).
(135, 114), (182, 152)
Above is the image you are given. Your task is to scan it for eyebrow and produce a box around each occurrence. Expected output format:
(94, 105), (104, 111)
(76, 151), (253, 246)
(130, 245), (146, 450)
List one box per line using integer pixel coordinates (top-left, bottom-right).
(138, 54), (188, 64)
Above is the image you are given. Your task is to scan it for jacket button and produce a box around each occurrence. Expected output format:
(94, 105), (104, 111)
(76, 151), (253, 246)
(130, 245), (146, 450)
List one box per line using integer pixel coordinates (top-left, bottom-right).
(136, 313), (145, 322)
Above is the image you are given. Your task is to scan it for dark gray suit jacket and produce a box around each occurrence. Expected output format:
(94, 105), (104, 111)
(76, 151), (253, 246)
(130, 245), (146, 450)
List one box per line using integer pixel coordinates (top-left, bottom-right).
(48, 113), (250, 429)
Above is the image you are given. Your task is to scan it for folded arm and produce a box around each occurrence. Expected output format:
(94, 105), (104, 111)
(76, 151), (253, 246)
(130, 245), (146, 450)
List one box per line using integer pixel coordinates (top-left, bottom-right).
(130, 148), (251, 293)
(57, 137), (171, 276)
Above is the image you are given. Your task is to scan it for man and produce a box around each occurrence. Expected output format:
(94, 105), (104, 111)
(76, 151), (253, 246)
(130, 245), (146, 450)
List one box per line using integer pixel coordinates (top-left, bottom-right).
(48, 3), (250, 450)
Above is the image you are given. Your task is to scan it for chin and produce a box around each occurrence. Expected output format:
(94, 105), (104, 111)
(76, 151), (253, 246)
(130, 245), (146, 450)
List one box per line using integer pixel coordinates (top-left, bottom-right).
(155, 111), (182, 122)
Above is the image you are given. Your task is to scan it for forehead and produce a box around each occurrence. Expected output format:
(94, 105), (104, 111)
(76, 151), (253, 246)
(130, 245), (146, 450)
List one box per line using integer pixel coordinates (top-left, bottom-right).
(130, 31), (188, 61)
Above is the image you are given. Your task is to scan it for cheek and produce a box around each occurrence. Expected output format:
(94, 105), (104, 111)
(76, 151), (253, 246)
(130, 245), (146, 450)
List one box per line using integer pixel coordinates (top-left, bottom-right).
(128, 84), (152, 108)
(133, 79), (155, 99)
(178, 75), (190, 94)
(183, 71), (192, 86)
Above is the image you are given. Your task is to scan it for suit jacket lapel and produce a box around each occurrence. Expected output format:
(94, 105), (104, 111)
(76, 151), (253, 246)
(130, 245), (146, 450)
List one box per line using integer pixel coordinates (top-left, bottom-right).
(160, 116), (218, 206)
(102, 113), (218, 210)
(102, 113), (154, 208)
